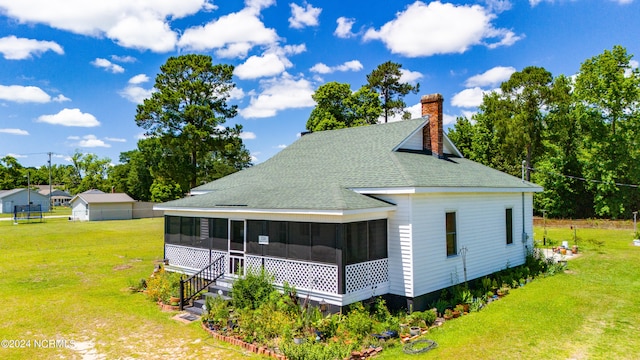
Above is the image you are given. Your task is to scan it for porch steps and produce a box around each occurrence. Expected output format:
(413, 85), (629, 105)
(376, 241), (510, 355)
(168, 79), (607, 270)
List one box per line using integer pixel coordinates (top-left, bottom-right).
(183, 283), (233, 316)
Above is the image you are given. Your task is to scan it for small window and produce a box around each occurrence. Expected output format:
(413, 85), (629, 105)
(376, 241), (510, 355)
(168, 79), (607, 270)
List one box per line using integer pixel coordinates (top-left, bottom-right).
(506, 208), (513, 245)
(446, 212), (457, 257)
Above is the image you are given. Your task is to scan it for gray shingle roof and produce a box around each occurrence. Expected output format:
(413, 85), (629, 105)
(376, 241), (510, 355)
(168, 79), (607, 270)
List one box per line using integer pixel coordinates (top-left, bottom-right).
(71, 193), (135, 204)
(159, 119), (541, 211)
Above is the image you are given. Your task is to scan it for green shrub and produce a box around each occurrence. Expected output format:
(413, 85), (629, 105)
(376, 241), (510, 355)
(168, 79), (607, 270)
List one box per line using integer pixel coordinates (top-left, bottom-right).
(145, 269), (182, 303)
(340, 302), (374, 341)
(229, 268), (275, 310)
(281, 339), (355, 360)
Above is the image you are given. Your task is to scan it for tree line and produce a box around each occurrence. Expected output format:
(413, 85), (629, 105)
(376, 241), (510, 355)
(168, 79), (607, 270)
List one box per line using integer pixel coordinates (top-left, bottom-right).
(3, 47), (638, 219)
(448, 45), (640, 219)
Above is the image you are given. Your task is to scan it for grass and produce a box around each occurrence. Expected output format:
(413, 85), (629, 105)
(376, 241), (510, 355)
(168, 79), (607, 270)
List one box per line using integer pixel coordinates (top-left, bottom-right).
(2, 219), (639, 359)
(378, 226), (640, 359)
(0, 206), (71, 219)
(0, 217), (258, 360)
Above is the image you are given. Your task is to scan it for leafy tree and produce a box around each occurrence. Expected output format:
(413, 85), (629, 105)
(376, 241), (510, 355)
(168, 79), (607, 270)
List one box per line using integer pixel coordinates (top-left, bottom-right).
(573, 45), (640, 218)
(366, 61), (419, 123)
(0, 156), (24, 188)
(446, 116), (475, 158)
(150, 179), (183, 202)
(68, 151), (111, 194)
(135, 54), (250, 190)
(306, 82), (382, 131)
(497, 66), (553, 181)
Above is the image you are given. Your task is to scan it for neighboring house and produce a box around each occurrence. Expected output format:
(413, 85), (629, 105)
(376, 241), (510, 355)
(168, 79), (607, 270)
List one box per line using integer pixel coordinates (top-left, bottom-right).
(70, 193), (135, 221)
(155, 94), (542, 311)
(0, 188), (50, 214)
(38, 188), (72, 207)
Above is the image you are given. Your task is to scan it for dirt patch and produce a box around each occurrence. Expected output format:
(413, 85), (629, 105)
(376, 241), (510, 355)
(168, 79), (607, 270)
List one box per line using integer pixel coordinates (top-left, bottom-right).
(112, 264), (132, 271)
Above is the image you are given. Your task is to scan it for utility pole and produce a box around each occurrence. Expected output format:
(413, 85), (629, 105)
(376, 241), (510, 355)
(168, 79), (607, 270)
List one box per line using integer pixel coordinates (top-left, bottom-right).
(48, 152), (52, 212)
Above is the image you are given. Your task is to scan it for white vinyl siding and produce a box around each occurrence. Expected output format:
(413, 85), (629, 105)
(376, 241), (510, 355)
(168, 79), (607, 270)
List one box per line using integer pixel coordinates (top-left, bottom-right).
(410, 192), (533, 297)
(374, 194), (413, 297)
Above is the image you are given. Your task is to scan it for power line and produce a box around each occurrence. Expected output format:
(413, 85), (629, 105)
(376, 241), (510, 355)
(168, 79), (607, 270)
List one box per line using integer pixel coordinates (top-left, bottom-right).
(528, 166), (640, 188)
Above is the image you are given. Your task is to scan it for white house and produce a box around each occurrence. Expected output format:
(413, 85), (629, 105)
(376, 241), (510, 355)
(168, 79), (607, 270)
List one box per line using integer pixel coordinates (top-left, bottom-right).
(0, 188), (50, 214)
(70, 193), (135, 221)
(155, 94), (543, 310)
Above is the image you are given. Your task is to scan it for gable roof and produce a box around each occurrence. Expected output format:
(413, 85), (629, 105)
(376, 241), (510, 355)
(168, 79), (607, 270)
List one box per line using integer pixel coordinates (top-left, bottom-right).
(70, 193), (135, 205)
(0, 188), (49, 199)
(158, 119), (541, 213)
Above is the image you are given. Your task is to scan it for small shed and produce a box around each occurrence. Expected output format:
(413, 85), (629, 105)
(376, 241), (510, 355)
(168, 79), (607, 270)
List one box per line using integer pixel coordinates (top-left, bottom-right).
(0, 188), (51, 213)
(70, 193), (135, 221)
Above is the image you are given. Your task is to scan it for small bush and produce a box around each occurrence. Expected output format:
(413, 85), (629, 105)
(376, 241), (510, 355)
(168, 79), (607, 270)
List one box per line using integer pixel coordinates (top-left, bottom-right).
(230, 268), (275, 310)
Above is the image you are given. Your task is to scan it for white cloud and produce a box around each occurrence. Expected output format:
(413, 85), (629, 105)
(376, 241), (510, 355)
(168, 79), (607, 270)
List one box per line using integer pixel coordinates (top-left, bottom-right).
(0, 0), (211, 52)
(0, 128), (29, 135)
(240, 73), (315, 118)
(5, 153), (26, 158)
(119, 74), (153, 103)
(0, 84), (65, 103)
(92, 58), (124, 73)
(310, 60), (363, 74)
(289, 2), (322, 29)
(240, 131), (256, 140)
(235, 53), (288, 79)
(229, 87), (246, 101)
(67, 135), (80, 140)
(335, 17), (356, 38)
(484, 0), (512, 13)
(0, 35), (63, 60)
(452, 87), (493, 108)
(119, 85), (153, 104)
(53, 94), (71, 102)
(276, 144), (287, 149)
(465, 66), (515, 87)
(37, 108), (101, 127)
(399, 68), (423, 83)
(178, 7), (279, 58)
(105, 137), (126, 142)
(111, 55), (137, 63)
(128, 74), (150, 84)
(75, 134), (110, 148)
(363, 1), (522, 57)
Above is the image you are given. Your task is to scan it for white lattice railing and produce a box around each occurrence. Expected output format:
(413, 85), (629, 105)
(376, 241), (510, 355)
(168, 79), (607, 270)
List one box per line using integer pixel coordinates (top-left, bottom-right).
(246, 255), (339, 294)
(165, 244), (211, 270)
(345, 258), (389, 294)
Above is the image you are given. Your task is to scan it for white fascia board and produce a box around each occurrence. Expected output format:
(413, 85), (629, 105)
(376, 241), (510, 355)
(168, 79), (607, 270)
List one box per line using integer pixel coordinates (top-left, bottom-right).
(153, 205), (396, 216)
(351, 186), (543, 194)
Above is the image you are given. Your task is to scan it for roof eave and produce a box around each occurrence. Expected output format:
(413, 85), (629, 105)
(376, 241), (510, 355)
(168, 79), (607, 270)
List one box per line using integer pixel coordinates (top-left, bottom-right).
(153, 205), (397, 216)
(351, 185), (544, 194)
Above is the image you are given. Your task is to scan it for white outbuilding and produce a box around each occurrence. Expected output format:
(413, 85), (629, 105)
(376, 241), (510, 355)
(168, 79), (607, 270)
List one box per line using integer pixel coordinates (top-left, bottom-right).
(70, 193), (135, 221)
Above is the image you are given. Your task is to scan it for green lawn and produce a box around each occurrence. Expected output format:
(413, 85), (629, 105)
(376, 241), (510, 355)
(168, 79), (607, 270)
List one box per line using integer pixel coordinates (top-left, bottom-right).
(2, 219), (639, 359)
(0, 217), (257, 360)
(378, 226), (640, 359)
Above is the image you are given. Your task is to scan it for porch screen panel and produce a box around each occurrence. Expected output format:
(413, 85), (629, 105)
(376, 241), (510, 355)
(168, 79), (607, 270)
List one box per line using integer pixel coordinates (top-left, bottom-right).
(311, 223), (337, 264)
(180, 217), (200, 247)
(368, 219), (387, 260)
(266, 221), (287, 258)
(165, 216), (181, 244)
(247, 220), (267, 255)
(210, 218), (228, 250)
(288, 222), (311, 261)
(345, 221), (368, 264)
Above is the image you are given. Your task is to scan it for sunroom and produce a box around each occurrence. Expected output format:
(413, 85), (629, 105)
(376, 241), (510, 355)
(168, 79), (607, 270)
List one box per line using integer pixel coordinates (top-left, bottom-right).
(163, 215), (390, 306)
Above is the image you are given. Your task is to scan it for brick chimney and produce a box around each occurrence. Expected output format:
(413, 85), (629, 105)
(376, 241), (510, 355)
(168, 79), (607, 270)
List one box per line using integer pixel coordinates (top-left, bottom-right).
(421, 93), (443, 157)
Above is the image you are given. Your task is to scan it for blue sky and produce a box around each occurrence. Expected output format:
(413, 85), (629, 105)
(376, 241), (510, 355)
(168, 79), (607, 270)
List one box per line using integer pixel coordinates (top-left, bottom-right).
(0, 0), (638, 168)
